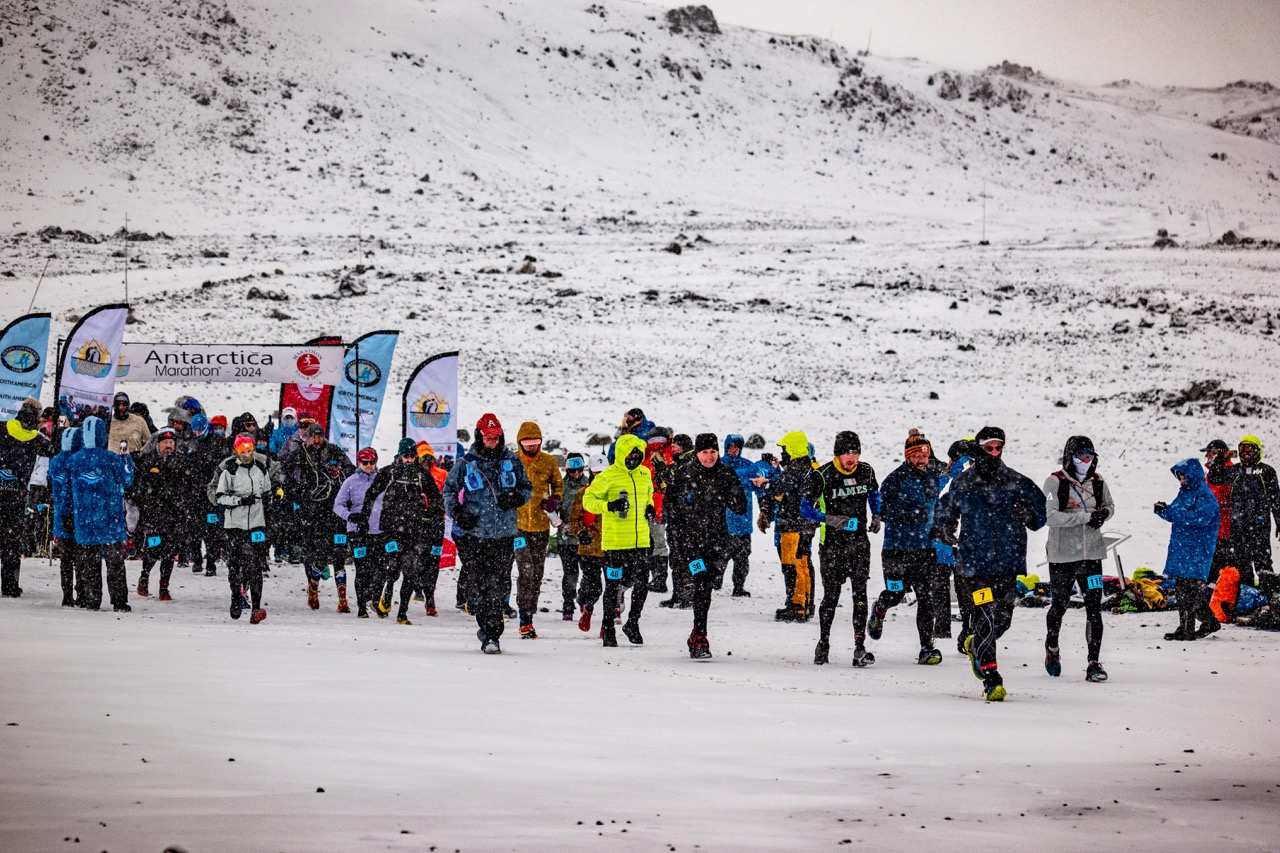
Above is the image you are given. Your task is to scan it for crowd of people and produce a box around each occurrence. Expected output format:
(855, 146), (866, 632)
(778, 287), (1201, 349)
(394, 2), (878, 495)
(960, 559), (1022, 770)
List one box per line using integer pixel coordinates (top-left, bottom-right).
(2, 395), (1277, 702)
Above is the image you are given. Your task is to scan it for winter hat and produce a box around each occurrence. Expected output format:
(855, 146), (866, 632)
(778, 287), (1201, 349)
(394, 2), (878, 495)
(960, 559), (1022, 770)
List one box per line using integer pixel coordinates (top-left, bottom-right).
(1200, 439), (1229, 453)
(947, 439), (972, 461)
(182, 397), (203, 414)
(517, 421), (543, 444)
(588, 454), (608, 473)
(233, 434), (255, 453)
(397, 437), (418, 458)
(475, 412), (503, 438)
(168, 407), (192, 426)
(416, 441), (435, 459)
(113, 392), (130, 406)
(623, 407), (646, 428)
(281, 407), (298, 423)
(210, 414), (228, 430)
(975, 426), (1006, 446)
(695, 433), (719, 453)
(154, 427), (176, 443)
(305, 422), (325, 437)
(904, 432), (931, 457)
(834, 430), (862, 456)
(357, 447), (378, 464)
(672, 433), (693, 453)
(190, 413), (209, 437)
(16, 398), (41, 430)
(566, 452), (585, 470)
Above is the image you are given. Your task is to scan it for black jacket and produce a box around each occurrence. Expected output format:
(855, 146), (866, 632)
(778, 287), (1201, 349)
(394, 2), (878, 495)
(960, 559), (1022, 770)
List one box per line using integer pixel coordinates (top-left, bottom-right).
(362, 460), (445, 546)
(666, 460), (747, 552)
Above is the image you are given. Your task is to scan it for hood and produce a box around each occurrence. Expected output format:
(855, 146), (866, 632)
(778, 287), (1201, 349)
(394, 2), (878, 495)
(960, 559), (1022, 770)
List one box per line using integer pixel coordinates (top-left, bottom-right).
(724, 434), (744, 453)
(1240, 434), (1263, 462)
(613, 434), (648, 468)
(1172, 458), (1206, 490)
(1061, 435), (1098, 479)
(516, 421), (543, 443)
(60, 427), (83, 454)
(81, 415), (109, 450)
(777, 431), (809, 461)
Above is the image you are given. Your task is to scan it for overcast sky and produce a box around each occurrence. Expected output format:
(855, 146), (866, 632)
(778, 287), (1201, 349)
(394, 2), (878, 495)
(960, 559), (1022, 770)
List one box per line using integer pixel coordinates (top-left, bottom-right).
(651, 0), (1280, 88)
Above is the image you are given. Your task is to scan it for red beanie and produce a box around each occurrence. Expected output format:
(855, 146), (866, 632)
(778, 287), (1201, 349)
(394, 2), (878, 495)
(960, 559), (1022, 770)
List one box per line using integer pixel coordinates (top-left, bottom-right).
(476, 413), (502, 437)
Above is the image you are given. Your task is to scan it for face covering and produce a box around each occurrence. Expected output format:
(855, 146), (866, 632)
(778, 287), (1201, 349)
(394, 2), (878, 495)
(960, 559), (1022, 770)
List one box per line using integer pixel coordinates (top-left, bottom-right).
(625, 450), (644, 470)
(1073, 457), (1092, 479)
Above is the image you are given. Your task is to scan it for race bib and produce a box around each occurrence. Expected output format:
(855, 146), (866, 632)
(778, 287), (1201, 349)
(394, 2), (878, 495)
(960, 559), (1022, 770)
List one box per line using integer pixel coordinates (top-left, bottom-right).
(250, 530), (266, 543)
(606, 567), (623, 581)
(207, 512), (219, 524)
(886, 579), (904, 593)
(353, 547), (367, 559)
(146, 535), (161, 547)
(689, 559), (706, 575)
(844, 518), (859, 531)
(385, 541), (400, 553)
(971, 587), (994, 606)
(334, 533), (348, 545)
(514, 536), (526, 550)
(431, 546), (443, 556)
(1087, 574), (1104, 590)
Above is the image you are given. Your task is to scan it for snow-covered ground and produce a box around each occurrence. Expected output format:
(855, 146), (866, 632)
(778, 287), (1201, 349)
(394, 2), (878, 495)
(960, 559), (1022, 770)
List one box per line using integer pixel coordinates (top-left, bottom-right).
(3, 551), (1279, 852)
(3, 0), (1280, 848)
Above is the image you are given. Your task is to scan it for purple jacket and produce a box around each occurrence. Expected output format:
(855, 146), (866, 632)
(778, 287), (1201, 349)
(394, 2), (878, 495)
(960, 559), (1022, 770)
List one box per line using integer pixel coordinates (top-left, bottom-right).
(334, 469), (383, 535)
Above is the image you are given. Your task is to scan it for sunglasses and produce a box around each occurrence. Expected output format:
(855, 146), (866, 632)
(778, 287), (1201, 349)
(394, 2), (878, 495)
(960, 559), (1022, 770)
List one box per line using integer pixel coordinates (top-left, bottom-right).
(980, 442), (1004, 454)
(359, 459), (377, 466)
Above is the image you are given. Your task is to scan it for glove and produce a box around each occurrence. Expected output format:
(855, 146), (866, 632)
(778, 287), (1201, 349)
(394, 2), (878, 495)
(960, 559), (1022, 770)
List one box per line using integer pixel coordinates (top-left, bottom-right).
(349, 511), (369, 533)
(1011, 505), (1032, 525)
(496, 491), (524, 511)
(1086, 510), (1107, 529)
(62, 514), (75, 537)
(454, 505), (479, 530)
(935, 525), (959, 547)
(824, 513), (851, 531)
(644, 504), (656, 521)
(1153, 501), (1167, 514)
(578, 530), (593, 546)
(239, 495), (258, 506)
(868, 515), (882, 535)
(757, 512), (770, 533)
(540, 496), (561, 514)
(607, 495), (630, 515)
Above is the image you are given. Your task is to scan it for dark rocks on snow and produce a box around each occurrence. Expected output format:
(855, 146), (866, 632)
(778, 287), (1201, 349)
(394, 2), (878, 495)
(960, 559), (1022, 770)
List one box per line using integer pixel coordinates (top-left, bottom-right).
(336, 277), (369, 298)
(1112, 380), (1277, 419)
(201, 248), (229, 258)
(37, 225), (99, 244)
(745, 434), (766, 449)
(785, 392), (801, 402)
(586, 433), (613, 447)
(554, 288), (580, 297)
(268, 308), (293, 320)
(666, 6), (720, 36)
(246, 286), (287, 301)
(1054, 400), (1068, 408)
(663, 242), (683, 255)
(457, 429), (472, 443)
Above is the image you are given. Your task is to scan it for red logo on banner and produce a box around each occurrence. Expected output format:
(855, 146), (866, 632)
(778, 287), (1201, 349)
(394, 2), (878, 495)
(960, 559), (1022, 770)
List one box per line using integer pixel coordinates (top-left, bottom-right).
(296, 352), (322, 377)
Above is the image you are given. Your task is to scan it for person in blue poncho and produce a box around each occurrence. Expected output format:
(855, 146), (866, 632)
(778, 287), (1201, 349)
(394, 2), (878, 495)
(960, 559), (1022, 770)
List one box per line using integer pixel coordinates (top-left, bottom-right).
(1155, 458), (1221, 641)
(68, 415), (135, 612)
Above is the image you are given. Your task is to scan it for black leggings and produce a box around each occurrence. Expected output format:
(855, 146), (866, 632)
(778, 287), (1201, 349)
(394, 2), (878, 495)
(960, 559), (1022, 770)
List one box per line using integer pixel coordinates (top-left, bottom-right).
(1046, 560), (1104, 661)
(465, 536), (515, 641)
(78, 543), (129, 609)
(560, 548), (582, 610)
(576, 554), (604, 610)
(957, 574), (1018, 681)
(818, 537), (871, 643)
(680, 548), (720, 636)
(602, 548), (650, 629)
(227, 529), (266, 610)
(1174, 577), (1214, 631)
(876, 548), (937, 648)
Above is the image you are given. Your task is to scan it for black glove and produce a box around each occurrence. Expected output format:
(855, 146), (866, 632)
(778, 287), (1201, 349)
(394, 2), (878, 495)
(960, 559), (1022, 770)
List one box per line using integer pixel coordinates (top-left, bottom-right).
(496, 491), (524, 511)
(239, 495), (258, 506)
(349, 510), (368, 527)
(607, 495), (630, 515)
(62, 514), (75, 537)
(868, 515), (882, 535)
(455, 505), (479, 530)
(1011, 505), (1032, 525)
(1086, 510), (1107, 529)
(1153, 501), (1167, 514)
(824, 513), (851, 531)
(644, 504), (656, 521)
(578, 530), (593, 546)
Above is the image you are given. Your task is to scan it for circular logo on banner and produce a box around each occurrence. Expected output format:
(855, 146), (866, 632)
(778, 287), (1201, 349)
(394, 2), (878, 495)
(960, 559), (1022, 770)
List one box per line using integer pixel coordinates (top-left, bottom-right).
(70, 339), (112, 378)
(346, 359), (382, 388)
(297, 383), (324, 402)
(0, 345), (40, 374)
(296, 351), (322, 378)
(409, 392), (451, 429)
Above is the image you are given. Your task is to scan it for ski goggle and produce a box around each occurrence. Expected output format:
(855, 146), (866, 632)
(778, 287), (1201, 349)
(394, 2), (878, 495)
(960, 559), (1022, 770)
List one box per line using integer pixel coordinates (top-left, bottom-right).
(566, 458), (584, 470)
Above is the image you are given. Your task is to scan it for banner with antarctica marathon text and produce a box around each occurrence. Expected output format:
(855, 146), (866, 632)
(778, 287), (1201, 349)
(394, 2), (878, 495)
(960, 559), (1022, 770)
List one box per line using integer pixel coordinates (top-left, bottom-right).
(56, 303), (129, 418)
(116, 342), (344, 385)
(402, 351), (458, 455)
(328, 330), (399, 462)
(0, 312), (51, 420)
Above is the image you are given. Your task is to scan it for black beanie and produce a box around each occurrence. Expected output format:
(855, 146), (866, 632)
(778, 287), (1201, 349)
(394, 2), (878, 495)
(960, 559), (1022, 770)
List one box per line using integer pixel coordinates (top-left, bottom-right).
(975, 426), (1006, 446)
(833, 430), (861, 455)
(672, 433), (693, 452)
(694, 433), (718, 453)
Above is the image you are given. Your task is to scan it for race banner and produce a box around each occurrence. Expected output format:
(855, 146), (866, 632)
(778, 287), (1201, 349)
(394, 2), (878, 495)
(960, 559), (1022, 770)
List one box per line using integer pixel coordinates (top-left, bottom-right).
(402, 351), (458, 452)
(116, 342), (343, 385)
(280, 335), (342, 429)
(56, 303), (128, 419)
(328, 330), (399, 462)
(0, 312), (51, 420)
